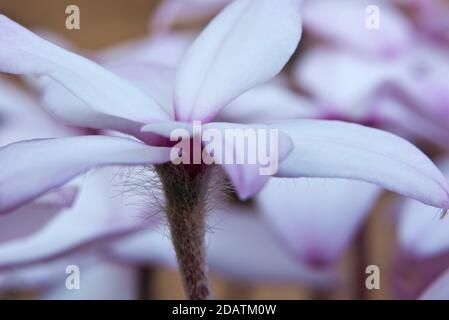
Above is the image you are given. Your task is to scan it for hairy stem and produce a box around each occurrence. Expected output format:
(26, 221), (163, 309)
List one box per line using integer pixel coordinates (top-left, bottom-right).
(155, 163), (212, 300)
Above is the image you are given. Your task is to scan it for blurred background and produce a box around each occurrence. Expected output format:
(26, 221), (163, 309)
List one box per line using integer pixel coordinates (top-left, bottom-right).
(0, 0), (448, 300)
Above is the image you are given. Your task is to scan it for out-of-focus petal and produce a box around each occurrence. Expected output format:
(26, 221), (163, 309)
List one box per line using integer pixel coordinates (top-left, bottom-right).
(373, 96), (449, 151)
(174, 0), (303, 122)
(216, 80), (319, 123)
(398, 159), (449, 258)
(293, 47), (398, 120)
(303, 0), (412, 56)
(110, 206), (337, 286)
(275, 119), (449, 209)
(0, 15), (170, 125)
(0, 168), (160, 269)
(0, 187), (78, 244)
(107, 62), (176, 117)
(41, 62), (176, 142)
(0, 76), (75, 146)
(0, 252), (97, 291)
(0, 136), (170, 214)
(392, 45), (449, 128)
(258, 178), (381, 266)
(42, 262), (138, 300)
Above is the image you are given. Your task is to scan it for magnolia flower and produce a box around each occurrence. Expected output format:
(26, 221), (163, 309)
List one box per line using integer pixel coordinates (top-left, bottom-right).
(1, 0), (449, 299)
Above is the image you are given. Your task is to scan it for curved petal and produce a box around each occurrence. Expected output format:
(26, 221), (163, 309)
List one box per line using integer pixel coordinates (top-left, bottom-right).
(0, 76), (75, 146)
(293, 47), (398, 119)
(0, 187), (78, 244)
(0, 253), (97, 291)
(106, 62), (176, 116)
(275, 120), (449, 209)
(303, 0), (412, 56)
(0, 136), (171, 214)
(204, 122), (293, 200)
(393, 45), (449, 128)
(0, 15), (170, 125)
(216, 80), (319, 123)
(42, 262), (138, 300)
(0, 168), (160, 269)
(174, 0), (303, 122)
(41, 62), (176, 139)
(258, 178), (381, 266)
(373, 97), (449, 151)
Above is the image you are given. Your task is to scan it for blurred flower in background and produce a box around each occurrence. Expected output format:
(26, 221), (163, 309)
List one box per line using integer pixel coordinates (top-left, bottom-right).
(0, 0), (449, 300)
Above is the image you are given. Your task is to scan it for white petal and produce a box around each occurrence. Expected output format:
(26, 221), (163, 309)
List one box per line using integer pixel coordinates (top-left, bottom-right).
(174, 0), (303, 121)
(276, 119), (449, 209)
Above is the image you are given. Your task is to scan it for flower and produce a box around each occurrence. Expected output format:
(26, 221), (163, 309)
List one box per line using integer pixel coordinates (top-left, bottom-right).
(1, 0), (449, 299)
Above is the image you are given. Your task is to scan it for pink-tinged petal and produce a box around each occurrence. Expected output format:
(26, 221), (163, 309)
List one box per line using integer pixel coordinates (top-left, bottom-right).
(392, 45), (449, 128)
(40, 81), (147, 136)
(373, 96), (449, 151)
(31, 186), (78, 209)
(275, 120), (449, 209)
(0, 136), (171, 214)
(303, 0), (412, 56)
(398, 159), (449, 259)
(107, 62), (176, 117)
(206, 207), (336, 285)
(419, 268), (449, 300)
(42, 262), (138, 300)
(40, 62), (176, 141)
(216, 80), (319, 123)
(0, 15), (170, 124)
(0, 76), (76, 146)
(398, 198), (449, 259)
(110, 206), (337, 286)
(142, 121), (294, 200)
(204, 122), (293, 200)
(0, 168), (160, 269)
(0, 253), (97, 291)
(258, 178), (381, 266)
(0, 187), (78, 244)
(174, 0), (303, 122)
(293, 47), (398, 120)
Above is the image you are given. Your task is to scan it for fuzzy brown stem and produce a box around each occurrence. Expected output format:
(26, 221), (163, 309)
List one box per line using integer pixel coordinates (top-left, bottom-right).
(166, 199), (211, 299)
(155, 163), (212, 300)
